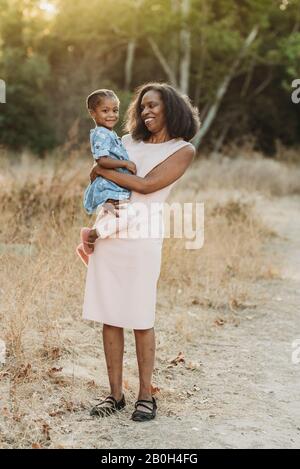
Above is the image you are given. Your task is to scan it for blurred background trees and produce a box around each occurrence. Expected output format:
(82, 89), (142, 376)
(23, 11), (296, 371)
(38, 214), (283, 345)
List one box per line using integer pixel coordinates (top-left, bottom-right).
(0, 0), (300, 156)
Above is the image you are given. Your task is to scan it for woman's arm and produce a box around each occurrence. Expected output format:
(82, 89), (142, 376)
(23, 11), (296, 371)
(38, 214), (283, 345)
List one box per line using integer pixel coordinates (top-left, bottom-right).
(90, 145), (195, 194)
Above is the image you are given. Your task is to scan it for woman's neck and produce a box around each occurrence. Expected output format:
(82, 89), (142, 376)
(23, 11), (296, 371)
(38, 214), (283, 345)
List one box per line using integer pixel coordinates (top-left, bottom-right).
(146, 129), (171, 143)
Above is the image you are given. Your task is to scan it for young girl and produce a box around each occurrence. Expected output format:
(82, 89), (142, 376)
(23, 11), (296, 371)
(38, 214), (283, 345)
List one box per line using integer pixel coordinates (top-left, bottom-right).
(76, 89), (137, 265)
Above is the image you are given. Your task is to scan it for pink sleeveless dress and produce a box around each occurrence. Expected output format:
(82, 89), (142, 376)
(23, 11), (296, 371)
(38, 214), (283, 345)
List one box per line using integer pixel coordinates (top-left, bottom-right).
(82, 133), (194, 329)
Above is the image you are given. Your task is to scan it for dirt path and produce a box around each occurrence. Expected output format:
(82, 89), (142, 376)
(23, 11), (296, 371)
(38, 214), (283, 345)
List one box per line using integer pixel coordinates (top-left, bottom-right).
(46, 194), (299, 449)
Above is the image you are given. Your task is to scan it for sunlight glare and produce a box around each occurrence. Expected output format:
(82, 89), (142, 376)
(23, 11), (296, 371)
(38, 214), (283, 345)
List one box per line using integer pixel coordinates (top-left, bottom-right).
(39, 1), (57, 16)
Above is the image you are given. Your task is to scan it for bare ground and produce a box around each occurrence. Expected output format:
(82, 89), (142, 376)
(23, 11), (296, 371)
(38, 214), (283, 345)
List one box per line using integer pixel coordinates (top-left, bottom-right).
(35, 193), (300, 449)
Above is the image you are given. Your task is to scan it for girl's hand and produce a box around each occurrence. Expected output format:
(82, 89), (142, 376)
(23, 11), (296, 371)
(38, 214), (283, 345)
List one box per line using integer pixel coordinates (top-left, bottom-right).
(124, 160), (137, 175)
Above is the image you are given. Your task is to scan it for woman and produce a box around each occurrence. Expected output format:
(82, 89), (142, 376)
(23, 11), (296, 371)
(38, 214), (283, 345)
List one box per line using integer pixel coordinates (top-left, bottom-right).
(82, 82), (200, 422)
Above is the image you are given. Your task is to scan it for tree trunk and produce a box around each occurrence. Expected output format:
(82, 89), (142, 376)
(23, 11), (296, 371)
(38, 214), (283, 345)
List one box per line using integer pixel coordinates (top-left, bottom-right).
(0, 79), (6, 103)
(192, 26), (258, 150)
(148, 0), (191, 91)
(124, 39), (136, 91)
(147, 37), (178, 87)
(179, 0), (191, 94)
(169, 0), (180, 85)
(194, 0), (209, 107)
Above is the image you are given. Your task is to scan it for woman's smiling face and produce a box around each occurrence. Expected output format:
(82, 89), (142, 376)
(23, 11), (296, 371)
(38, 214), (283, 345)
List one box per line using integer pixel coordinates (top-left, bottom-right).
(140, 90), (166, 133)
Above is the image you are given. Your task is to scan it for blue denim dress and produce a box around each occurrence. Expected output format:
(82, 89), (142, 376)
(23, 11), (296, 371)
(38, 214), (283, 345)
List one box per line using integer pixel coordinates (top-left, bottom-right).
(83, 126), (131, 215)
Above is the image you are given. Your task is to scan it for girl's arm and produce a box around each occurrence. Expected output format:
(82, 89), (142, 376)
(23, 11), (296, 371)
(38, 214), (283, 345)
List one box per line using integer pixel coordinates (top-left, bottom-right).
(96, 156), (128, 170)
(90, 158), (136, 181)
(90, 145), (195, 194)
(91, 129), (136, 172)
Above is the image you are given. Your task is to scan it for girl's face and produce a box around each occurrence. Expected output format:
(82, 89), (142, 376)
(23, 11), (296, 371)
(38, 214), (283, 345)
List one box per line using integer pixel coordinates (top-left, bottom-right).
(90, 97), (119, 130)
(140, 90), (166, 134)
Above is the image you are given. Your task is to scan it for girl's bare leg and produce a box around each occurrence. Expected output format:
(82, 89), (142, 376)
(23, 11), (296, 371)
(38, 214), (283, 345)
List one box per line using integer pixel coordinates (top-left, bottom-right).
(87, 200), (120, 252)
(87, 229), (98, 252)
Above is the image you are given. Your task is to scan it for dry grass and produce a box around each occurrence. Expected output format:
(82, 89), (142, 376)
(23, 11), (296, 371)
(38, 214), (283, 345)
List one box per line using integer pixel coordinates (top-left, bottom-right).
(0, 148), (292, 448)
(187, 155), (300, 196)
(160, 198), (273, 314)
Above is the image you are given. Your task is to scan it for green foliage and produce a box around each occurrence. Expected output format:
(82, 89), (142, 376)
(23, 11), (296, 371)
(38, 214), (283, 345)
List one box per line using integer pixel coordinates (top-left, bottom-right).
(0, 0), (300, 155)
(0, 0), (56, 153)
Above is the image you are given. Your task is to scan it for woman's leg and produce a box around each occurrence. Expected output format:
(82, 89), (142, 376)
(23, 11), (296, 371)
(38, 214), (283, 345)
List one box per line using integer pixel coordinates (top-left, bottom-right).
(90, 324), (125, 417)
(134, 327), (156, 412)
(103, 324), (124, 400)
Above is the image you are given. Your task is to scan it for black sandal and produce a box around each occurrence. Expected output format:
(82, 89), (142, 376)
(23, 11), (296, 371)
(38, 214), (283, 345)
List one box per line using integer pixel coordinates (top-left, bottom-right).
(131, 397), (157, 422)
(90, 394), (126, 417)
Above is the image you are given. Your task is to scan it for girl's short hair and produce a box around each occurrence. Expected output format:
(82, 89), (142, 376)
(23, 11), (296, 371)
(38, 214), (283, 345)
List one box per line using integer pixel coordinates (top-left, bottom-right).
(124, 82), (200, 142)
(86, 89), (120, 111)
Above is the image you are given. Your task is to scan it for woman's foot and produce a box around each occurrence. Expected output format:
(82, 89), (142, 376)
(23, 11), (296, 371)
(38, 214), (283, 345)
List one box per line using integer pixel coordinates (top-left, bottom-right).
(131, 396), (157, 422)
(76, 243), (89, 266)
(90, 394), (126, 418)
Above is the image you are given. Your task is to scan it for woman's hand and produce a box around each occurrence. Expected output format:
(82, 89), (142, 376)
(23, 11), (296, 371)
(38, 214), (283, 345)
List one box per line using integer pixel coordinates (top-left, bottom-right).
(104, 199), (121, 217)
(90, 164), (104, 183)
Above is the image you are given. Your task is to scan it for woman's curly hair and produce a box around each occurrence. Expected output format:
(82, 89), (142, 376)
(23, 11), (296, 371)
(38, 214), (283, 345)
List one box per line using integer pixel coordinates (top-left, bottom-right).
(124, 82), (200, 142)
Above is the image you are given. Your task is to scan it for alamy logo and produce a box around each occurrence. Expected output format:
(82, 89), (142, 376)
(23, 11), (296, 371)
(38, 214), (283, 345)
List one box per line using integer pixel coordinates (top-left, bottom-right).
(96, 202), (204, 250)
(291, 79), (300, 104)
(0, 79), (6, 103)
(0, 339), (6, 364)
(291, 339), (300, 364)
